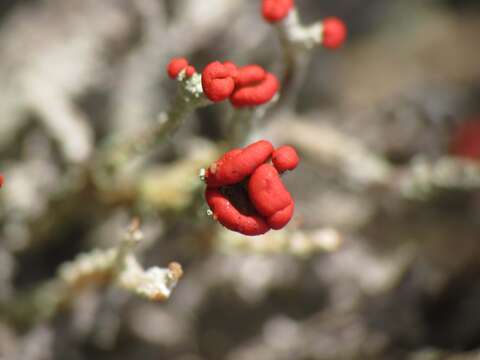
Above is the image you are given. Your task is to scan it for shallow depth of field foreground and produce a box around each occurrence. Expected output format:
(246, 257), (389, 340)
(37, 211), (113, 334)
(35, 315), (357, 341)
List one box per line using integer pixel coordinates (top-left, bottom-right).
(1, 0), (480, 359)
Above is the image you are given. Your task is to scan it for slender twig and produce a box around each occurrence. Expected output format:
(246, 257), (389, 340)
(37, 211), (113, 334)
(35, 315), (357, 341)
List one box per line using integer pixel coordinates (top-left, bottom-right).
(398, 156), (480, 200)
(276, 10), (321, 106)
(216, 226), (343, 257)
(0, 218), (183, 327)
(97, 72), (210, 180)
(226, 94), (279, 147)
(271, 117), (480, 200)
(226, 108), (255, 147)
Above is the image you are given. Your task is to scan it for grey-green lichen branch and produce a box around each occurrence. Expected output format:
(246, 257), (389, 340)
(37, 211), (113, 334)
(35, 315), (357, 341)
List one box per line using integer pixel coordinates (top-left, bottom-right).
(98, 71), (211, 178)
(215, 226), (343, 257)
(270, 117), (480, 201)
(226, 94), (278, 146)
(275, 10), (323, 106)
(398, 156), (480, 200)
(278, 10), (324, 51)
(0, 218), (183, 327)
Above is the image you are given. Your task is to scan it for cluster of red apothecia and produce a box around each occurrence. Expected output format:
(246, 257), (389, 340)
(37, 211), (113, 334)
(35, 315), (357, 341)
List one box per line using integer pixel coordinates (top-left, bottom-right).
(168, 58), (280, 108)
(262, 0), (347, 50)
(167, 57), (293, 235)
(165, 1), (349, 235)
(204, 141), (299, 236)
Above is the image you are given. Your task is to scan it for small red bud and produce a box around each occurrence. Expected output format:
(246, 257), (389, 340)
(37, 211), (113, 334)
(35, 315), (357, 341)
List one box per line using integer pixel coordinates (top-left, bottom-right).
(206, 140), (274, 188)
(248, 164), (294, 229)
(322, 17), (347, 50)
(202, 61), (238, 102)
(205, 188), (270, 236)
(272, 146), (299, 173)
(167, 58), (196, 79)
(262, 0), (294, 23)
(223, 61), (239, 79)
(449, 118), (480, 160)
(185, 65), (196, 77)
(234, 65), (266, 88)
(230, 72), (279, 108)
(267, 202), (294, 230)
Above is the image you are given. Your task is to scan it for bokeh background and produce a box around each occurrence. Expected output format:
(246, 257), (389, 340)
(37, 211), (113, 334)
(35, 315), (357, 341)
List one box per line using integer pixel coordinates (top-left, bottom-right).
(1, 0), (480, 359)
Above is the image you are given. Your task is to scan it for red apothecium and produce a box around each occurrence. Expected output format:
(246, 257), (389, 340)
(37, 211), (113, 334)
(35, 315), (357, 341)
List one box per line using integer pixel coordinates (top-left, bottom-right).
(204, 140), (299, 236)
(262, 0), (294, 23)
(322, 17), (347, 50)
(167, 58), (196, 79)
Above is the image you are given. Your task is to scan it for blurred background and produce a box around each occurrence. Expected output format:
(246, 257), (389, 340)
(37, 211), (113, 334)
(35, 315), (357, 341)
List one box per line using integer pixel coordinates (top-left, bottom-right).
(1, 0), (480, 359)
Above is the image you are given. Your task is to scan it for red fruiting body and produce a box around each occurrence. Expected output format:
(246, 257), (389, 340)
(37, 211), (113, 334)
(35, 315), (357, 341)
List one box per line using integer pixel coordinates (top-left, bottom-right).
(223, 61), (239, 78)
(201, 61), (238, 102)
(449, 118), (480, 160)
(167, 58), (188, 79)
(248, 164), (294, 229)
(322, 17), (347, 49)
(204, 141), (299, 235)
(205, 188), (270, 236)
(272, 145), (299, 172)
(230, 70), (279, 108)
(167, 58), (196, 79)
(262, 0), (294, 23)
(198, 61), (278, 107)
(268, 202), (294, 230)
(234, 65), (266, 88)
(185, 65), (196, 77)
(0, 174), (3, 188)
(206, 140), (274, 188)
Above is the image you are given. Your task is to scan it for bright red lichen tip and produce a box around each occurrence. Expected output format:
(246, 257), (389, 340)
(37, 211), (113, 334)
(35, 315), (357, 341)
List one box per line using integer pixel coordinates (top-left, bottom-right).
(449, 118), (480, 160)
(167, 57), (196, 79)
(206, 188), (270, 236)
(204, 142), (299, 236)
(272, 145), (300, 173)
(205, 140), (274, 188)
(0, 174), (3, 188)
(200, 61), (279, 107)
(262, 0), (295, 23)
(248, 164), (294, 230)
(201, 61), (238, 102)
(230, 65), (279, 108)
(322, 17), (347, 50)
